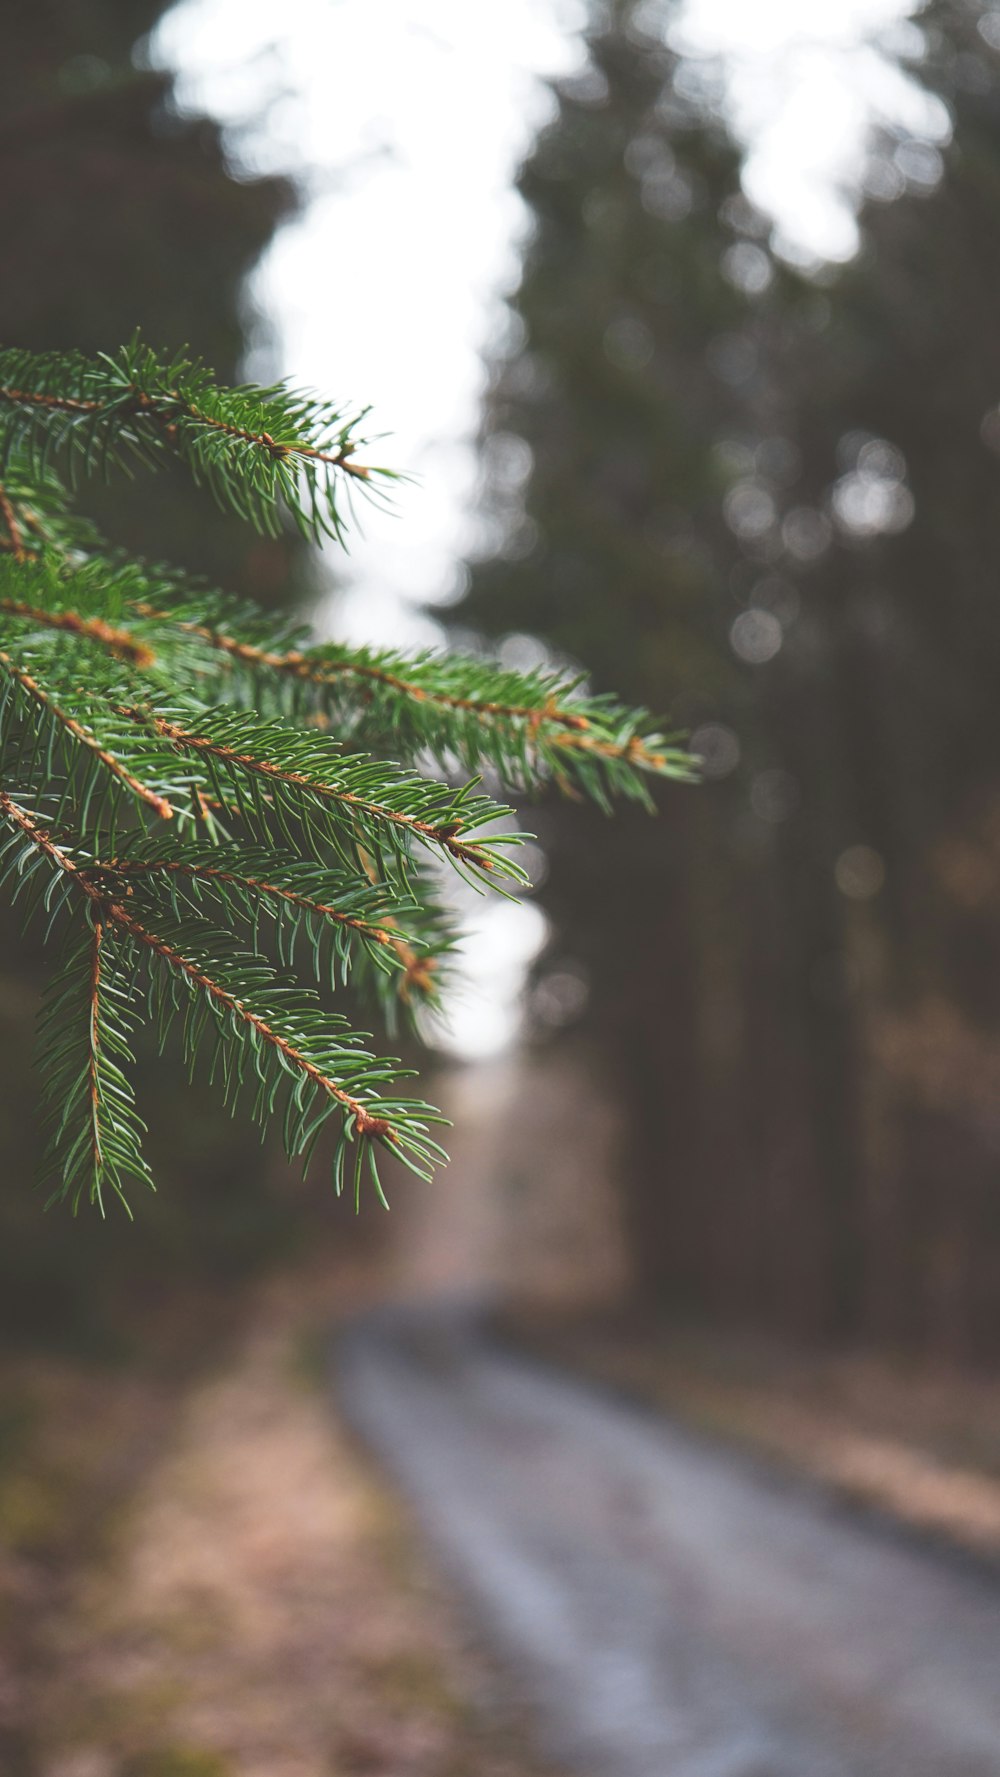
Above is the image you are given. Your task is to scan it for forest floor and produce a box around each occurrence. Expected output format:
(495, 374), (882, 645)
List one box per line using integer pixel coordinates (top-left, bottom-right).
(505, 1308), (1000, 1567)
(0, 1259), (563, 1777)
(8, 1239), (1000, 1777)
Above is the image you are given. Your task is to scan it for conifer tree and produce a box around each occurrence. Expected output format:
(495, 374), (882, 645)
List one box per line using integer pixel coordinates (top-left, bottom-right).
(0, 339), (690, 1215)
(460, 0), (1000, 1354)
(461, 0), (772, 1305)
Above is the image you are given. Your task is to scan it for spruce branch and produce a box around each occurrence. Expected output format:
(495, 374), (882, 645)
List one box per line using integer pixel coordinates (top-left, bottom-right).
(0, 600), (155, 668)
(123, 585), (693, 802)
(0, 341), (390, 543)
(1, 547), (691, 806)
(116, 703), (529, 885)
(0, 650), (175, 820)
(0, 794), (446, 1203)
(0, 342), (691, 1214)
(85, 840), (449, 1015)
(37, 916), (154, 1216)
(0, 455), (103, 558)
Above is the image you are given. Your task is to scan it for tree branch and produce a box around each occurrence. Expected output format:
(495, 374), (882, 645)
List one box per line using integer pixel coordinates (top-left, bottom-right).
(135, 611), (592, 732)
(0, 382), (372, 480)
(0, 794), (396, 1143)
(0, 600), (155, 668)
(0, 654), (174, 819)
(0, 482), (26, 561)
(107, 902), (394, 1140)
(121, 707), (499, 871)
(97, 856), (400, 950)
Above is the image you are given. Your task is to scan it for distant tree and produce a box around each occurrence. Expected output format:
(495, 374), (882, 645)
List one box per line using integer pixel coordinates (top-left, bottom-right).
(461, 0), (1000, 1356)
(0, 0), (297, 588)
(462, 0), (817, 1321)
(772, 0), (1000, 1354)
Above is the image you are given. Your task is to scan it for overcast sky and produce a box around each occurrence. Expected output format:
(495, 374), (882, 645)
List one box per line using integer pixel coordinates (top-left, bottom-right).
(152, 0), (945, 621)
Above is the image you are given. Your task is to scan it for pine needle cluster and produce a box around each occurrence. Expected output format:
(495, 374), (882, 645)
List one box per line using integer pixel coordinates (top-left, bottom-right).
(0, 340), (693, 1215)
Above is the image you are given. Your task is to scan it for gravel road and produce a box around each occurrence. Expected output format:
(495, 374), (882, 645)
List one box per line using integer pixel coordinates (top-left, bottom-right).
(336, 1303), (1000, 1777)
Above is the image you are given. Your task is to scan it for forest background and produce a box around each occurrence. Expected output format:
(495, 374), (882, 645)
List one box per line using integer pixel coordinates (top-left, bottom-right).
(7, 1), (1000, 1768)
(6, 0), (1000, 1358)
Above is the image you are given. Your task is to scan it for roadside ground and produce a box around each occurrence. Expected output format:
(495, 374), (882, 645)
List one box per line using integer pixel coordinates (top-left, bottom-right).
(0, 1258), (564, 1777)
(506, 1308), (1000, 1565)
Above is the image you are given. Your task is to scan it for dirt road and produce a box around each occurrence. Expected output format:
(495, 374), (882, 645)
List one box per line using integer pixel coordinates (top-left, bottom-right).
(337, 1303), (1000, 1777)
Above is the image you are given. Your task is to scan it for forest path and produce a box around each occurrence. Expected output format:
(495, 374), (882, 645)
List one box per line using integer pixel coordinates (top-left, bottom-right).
(336, 1303), (1000, 1777)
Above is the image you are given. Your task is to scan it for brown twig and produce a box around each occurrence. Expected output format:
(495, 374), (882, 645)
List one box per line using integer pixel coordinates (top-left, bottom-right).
(0, 600), (155, 668)
(0, 483), (26, 561)
(178, 403), (372, 481)
(552, 729), (672, 770)
(0, 791), (97, 888)
(351, 842), (441, 1003)
(0, 385), (101, 415)
(395, 941), (438, 1003)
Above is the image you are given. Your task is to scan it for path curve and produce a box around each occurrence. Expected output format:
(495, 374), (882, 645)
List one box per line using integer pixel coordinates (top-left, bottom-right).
(336, 1304), (1000, 1777)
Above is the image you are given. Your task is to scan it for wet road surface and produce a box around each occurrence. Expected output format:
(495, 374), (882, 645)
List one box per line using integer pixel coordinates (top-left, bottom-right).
(336, 1304), (1000, 1777)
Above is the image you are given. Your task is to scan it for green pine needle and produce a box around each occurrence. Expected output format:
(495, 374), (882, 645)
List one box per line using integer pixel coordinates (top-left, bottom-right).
(0, 341), (693, 1214)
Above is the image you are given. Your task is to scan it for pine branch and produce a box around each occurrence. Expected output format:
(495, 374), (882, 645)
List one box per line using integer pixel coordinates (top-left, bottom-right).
(123, 907), (448, 1195)
(0, 793), (447, 1203)
(117, 703), (529, 885)
(0, 341), (390, 543)
(0, 546), (693, 808)
(229, 638), (693, 807)
(0, 342), (690, 1214)
(0, 793), (152, 1214)
(0, 548), (195, 675)
(0, 649), (175, 821)
(120, 581), (693, 802)
(0, 455), (103, 558)
(85, 839), (449, 1014)
(0, 551), (537, 876)
(0, 600), (155, 668)
(37, 915), (155, 1216)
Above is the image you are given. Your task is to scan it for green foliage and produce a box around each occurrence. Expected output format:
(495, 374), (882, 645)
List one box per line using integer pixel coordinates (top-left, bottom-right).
(0, 338), (382, 544)
(0, 342), (688, 1215)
